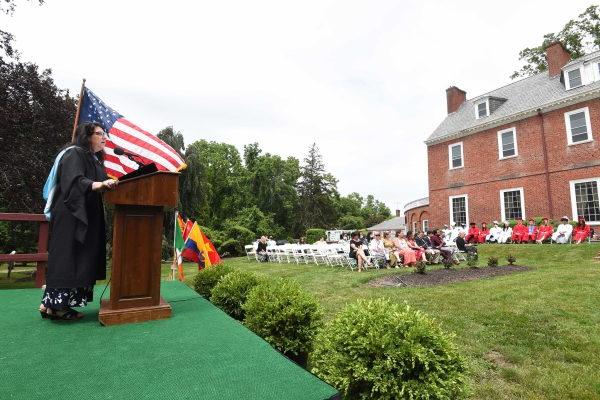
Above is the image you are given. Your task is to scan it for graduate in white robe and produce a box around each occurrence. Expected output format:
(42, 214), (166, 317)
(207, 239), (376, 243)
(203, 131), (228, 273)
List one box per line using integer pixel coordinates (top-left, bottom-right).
(486, 221), (502, 242)
(552, 217), (573, 244)
(497, 222), (513, 244)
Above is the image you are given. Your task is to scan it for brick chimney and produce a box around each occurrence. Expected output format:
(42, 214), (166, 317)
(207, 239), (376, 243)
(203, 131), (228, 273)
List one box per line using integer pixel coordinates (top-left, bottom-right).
(545, 42), (571, 78)
(446, 86), (466, 114)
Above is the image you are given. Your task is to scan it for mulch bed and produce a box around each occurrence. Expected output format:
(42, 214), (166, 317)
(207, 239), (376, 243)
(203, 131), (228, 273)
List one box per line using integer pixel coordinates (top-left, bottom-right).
(368, 265), (530, 288)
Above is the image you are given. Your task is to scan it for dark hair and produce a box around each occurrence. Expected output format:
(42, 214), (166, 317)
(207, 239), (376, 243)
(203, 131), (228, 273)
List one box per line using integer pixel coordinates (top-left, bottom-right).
(72, 122), (105, 161)
(351, 231), (359, 239)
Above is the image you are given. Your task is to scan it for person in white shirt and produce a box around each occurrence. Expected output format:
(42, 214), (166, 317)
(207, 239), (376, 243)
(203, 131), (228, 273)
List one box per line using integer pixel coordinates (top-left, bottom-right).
(497, 222), (513, 244)
(368, 231), (387, 267)
(445, 222), (462, 245)
(486, 221), (502, 243)
(552, 217), (573, 244)
(267, 236), (277, 247)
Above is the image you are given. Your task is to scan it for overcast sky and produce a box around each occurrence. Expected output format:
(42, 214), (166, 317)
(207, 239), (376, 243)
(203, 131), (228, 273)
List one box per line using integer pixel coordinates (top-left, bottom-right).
(2, 0), (595, 212)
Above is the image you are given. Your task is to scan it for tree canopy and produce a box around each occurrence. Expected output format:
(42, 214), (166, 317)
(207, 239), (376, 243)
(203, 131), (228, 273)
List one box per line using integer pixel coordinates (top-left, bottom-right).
(511, 5), (600, 79)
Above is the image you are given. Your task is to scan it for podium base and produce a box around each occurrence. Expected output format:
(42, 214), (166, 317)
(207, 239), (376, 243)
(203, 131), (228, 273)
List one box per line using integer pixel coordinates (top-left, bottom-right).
(98, 297), (172, 326)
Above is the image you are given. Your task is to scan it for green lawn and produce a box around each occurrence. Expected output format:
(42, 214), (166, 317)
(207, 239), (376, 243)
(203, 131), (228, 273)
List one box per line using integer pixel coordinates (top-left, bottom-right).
(3, 245), (600, 399)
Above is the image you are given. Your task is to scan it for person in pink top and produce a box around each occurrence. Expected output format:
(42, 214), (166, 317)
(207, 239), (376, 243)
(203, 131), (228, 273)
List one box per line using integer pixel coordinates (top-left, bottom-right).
(406, 231), (427, 262)
(392, 231), (417, 266)
(573, 216), (591, 244)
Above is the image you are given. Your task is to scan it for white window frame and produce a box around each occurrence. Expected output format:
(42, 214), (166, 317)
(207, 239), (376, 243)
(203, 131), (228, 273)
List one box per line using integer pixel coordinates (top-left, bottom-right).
(422, 219), (429, 232)
(564, 107), (593, 145)
(565, 66), (584, 90)
(448, 194), (469, 227)
(448, 142), (464, 170)
(412, 221), (417, 233)
(569, 177), (600, 225)
(497, 127), (518, 160)
(474, 99), (489, 119)
(499, 187), (525, 222)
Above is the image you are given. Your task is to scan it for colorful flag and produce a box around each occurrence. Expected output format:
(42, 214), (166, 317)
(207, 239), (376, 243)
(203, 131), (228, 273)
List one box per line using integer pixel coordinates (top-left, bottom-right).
(181, 222), (221, 269)
(174, 212), (186, 281)
(183, 219), (194, 242)
(79, 87), (186, 178)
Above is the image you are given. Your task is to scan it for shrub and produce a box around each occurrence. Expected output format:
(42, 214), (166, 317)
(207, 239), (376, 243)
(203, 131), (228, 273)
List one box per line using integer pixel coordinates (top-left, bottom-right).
(466, 253), (478, 267)
(243, 278), (323, 362)
(225, 225), (256, 253)
(415, 260), (426, 274)
(507, 254), (516, 265)
(218, 238), (240, 257)
(210, 270), (261, 321)
(192, 263), (234, 298)
(311, 299), (468, 400)
(487, 256), (499, 267)
(306, 228), (326, 244)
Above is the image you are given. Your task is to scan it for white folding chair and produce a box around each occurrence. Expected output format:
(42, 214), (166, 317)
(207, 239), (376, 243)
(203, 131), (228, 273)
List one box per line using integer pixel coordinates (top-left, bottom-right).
(244, 245), (256, 261)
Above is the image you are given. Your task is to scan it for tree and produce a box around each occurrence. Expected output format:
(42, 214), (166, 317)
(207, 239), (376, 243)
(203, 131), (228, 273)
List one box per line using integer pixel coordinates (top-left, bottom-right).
(244, 143), (300, 235)
(157, 125), (185, 156)
(511, 5), (600, 79)
(1, 1), (44, 59)
(179, 140), (247, 228)
(296, 143), (338, 232)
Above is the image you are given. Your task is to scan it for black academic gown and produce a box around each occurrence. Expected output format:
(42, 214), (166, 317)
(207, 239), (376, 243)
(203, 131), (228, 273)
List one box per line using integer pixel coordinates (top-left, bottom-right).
(46, 146), (107, 288)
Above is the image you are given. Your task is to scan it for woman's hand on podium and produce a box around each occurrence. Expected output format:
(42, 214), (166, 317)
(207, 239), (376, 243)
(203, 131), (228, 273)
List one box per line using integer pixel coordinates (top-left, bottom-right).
(92, 179), (119, 192)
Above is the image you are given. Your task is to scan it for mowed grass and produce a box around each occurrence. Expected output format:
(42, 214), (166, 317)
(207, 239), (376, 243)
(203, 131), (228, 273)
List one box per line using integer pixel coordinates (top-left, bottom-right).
(3, 245), (599, 398)
(184, 244), (600, 400)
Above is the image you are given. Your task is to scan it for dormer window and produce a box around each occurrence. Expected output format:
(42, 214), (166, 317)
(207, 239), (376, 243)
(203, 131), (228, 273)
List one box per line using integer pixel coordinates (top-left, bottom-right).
(566, 67), (583, 89)
(475, 100), (489, 119)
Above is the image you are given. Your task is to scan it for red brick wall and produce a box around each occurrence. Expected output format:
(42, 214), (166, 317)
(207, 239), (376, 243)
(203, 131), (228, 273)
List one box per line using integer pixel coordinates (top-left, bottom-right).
(404, 206), (430, 232)
(427, 97), (600, 228)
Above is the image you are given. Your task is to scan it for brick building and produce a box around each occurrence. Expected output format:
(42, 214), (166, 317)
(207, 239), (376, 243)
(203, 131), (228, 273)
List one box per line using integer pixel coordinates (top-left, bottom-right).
(406, 43), (600, 229)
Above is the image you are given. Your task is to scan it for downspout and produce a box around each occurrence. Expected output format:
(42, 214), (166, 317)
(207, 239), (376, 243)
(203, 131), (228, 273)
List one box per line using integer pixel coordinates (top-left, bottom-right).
(537, 108), (554, 218)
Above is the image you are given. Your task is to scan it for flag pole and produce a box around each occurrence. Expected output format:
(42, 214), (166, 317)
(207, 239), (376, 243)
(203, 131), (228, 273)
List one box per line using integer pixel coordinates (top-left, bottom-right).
(172, 211), (178, 280)
(71, 78), (86, 142)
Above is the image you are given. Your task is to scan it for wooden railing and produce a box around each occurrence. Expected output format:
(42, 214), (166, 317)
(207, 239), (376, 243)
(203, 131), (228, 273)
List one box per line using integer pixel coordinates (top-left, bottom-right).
(0, 213), (48, 287)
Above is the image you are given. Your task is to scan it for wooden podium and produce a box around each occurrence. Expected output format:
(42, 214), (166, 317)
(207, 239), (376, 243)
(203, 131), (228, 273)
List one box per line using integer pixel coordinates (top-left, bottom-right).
(99, 171), (180, 326)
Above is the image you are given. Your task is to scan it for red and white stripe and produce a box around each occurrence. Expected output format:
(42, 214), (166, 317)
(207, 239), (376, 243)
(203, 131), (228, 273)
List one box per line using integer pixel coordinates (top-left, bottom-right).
(102, 117), (186, 178)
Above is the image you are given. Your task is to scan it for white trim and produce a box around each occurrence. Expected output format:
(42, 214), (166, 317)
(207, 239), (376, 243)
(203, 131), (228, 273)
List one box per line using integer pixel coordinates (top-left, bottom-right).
(499, 187), (525, 222)
(497, 127), (518, 160)
(412, 221), (417, 233)
(569, 177), (600, 225)
(565, 66), (584, 90)
(448, 141), (464, 170)
(564, 107), (593, 145)
(422, 219), (429, 232)
(448, 194), (469, 227)
(474, 99), (489, 119)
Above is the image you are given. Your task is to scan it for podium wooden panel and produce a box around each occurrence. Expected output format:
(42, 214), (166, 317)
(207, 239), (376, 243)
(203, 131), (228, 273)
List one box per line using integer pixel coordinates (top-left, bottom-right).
(99, 171), (179, 326)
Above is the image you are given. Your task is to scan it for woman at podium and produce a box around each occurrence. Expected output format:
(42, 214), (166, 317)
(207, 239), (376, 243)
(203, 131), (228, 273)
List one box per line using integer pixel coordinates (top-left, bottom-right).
(39, 123), (117, 320)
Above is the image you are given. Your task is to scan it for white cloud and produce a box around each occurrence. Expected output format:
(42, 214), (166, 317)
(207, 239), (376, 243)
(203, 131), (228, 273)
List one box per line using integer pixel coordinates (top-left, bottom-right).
(2, 0), (593, 214)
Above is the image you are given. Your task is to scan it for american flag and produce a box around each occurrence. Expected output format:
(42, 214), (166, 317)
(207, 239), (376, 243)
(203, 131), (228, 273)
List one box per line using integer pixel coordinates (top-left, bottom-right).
(79, 87), (186, 178)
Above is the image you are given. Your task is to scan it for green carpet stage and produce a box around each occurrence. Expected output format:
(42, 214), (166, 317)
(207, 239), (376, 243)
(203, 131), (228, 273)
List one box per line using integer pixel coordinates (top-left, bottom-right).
(0, 281), (339, 400)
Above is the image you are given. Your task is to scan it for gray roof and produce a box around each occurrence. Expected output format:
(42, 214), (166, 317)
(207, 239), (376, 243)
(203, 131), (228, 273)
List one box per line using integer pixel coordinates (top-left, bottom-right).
(426, 57), (600, 145)
(367, 216), (406, 231)
(564, 49), (600, 68)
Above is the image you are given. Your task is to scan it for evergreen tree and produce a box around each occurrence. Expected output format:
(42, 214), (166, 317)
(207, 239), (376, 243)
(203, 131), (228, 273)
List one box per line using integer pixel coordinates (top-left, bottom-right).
(296, 143), (338, 232)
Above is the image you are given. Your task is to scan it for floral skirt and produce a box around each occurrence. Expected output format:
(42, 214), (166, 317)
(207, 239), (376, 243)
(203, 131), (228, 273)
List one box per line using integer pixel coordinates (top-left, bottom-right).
(41, 286), (94, 310)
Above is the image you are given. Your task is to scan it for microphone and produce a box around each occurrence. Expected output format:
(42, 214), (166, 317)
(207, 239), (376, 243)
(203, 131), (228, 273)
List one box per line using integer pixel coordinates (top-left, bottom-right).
(113, 147), (145, 167)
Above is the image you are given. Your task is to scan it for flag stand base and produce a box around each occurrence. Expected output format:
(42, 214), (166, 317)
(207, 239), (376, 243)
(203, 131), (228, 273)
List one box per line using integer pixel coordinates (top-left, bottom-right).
(98, 297), (172, 326)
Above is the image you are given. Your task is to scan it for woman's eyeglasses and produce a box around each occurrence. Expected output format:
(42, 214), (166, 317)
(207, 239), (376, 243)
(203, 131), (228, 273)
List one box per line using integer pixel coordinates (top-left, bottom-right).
(93, 131), (107, 137)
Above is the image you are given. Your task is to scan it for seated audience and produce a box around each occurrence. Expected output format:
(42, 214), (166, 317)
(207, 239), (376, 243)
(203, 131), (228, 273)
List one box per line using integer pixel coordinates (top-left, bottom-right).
(511, 218), (528, 243)
(416, 231), (441, 263)
(486, 221), (502, 243)
(315, 237), (327, 245)
(393, 231), (417, 267)
(382, 231), (397, 268)
(429, 229), (454, 264)
(477, 222), (490, 243)
(498, 222), (513, 244)
(267, 236), (276, 247)
(526, 219), (538, 242)
(256, 236), (269, 262)
(536, 218), (553, 244)
(349, 231), (370, 272)
(368, 231), (387, 265)
(406, 231), (427, 262)
(573, 216), (590, 244)
(465, 222), (480, 244)
(456, 231), (478, 255)
(552, 217), (573, 244)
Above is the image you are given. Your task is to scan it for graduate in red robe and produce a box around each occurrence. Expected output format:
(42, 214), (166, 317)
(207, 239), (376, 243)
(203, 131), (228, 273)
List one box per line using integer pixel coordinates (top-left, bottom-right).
(511, 218), (528, 243)
(477, 222), (490, 243)
(526, 219), (538, 242)
(573, 216), (591, 244)
(535, 217), (554, 243)
(465, 222), (480, 244)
